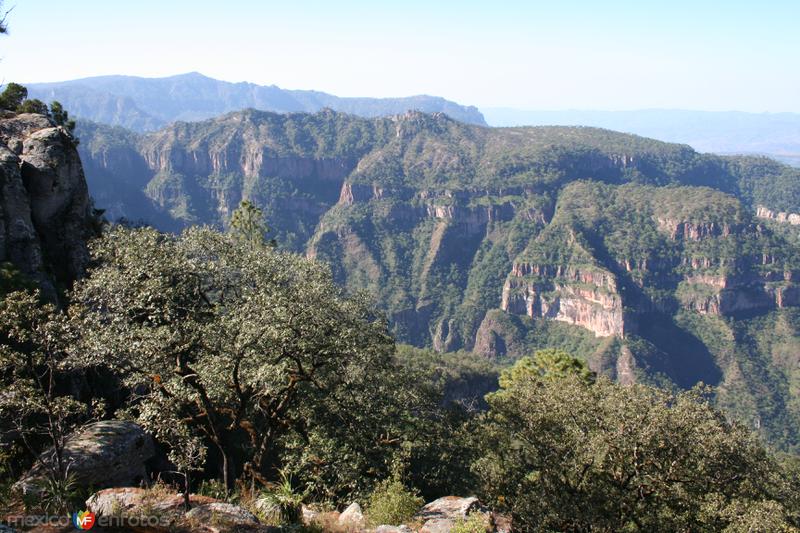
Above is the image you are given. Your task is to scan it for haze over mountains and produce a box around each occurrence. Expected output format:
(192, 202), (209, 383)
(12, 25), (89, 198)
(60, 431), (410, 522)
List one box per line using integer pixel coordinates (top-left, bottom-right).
(27, 72), (487, 131)
(484, 108), (800, 167)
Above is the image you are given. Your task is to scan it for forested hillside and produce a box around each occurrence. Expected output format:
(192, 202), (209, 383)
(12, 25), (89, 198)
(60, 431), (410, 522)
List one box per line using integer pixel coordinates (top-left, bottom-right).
(73, 109), (800, 451)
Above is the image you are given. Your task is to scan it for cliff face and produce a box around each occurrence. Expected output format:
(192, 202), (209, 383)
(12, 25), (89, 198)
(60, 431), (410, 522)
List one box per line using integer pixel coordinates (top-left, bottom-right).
(501, 264), (626, 337)
(0, 113), (95, 297)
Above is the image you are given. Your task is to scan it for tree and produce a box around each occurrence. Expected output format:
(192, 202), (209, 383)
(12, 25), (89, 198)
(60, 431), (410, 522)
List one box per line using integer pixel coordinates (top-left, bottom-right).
(0, 87), (76, 141)
(229, 200), (275, 248)
(474, 369), (799, 532)
(496, 349), (593, 391)
(69, 226), (403, 493)
(0, 291), (86, 488)
(0, 82), (27, 110)
(0, 1), (9, 34)
(16, 98), (49, 115)
(50, 101), (76, 135)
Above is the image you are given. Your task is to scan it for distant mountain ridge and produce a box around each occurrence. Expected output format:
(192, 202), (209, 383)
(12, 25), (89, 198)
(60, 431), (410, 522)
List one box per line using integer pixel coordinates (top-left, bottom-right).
(27, 72), (487, 131)
(483, 108), (800, 166)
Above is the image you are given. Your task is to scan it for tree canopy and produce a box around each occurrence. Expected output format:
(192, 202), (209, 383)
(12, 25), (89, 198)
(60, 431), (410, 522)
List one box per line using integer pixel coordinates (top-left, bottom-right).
(474, 356), (799, 532)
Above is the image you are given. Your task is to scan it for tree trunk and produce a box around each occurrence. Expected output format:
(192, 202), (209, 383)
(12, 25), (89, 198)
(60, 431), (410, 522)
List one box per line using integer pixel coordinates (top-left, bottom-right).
(183, 469), (191, 510)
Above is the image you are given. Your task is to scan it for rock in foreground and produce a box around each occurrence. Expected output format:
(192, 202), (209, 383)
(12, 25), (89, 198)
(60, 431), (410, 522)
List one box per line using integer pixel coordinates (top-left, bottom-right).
(13, 420), (154, 496)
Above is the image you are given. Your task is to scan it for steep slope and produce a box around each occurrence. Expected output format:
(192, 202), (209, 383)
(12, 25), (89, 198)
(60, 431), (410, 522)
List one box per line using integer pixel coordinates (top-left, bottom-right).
(0, 112), (97, 298)
(75, 109), (800, 450)
(28, 72), (487, 131)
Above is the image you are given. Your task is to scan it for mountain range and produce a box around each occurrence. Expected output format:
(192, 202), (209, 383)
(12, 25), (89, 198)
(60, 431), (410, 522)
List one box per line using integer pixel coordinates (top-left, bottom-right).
(483, 108), (800, 167)
(27, 72), (487, 131)
(76, 108), (800, 451)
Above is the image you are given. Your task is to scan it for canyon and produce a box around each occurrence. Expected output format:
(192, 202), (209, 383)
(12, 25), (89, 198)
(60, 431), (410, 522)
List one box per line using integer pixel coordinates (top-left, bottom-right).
(71, 108), (800, 448)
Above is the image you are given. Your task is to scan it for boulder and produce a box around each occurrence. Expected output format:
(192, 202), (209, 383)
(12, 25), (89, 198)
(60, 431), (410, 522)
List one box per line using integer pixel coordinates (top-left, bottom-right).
(338, 502), (365, 526)
(301, 504), (319, 525)
(415, 496), (489, 533)
(87, 486), (150, 515)
(375, 526), (414, 533)
(14, 421), (155, 496)
(185, 502), (260, 526)
(87, 486), (218, 514)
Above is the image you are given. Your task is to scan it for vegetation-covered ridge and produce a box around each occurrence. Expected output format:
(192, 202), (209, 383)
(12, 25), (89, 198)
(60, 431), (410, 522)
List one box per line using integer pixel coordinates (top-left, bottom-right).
(73, 109), (800, 451)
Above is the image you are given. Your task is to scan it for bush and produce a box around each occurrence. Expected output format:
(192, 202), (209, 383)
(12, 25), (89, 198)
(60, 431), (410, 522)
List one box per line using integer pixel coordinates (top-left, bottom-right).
(475, 363), (799, 532)
(253, 471), (308, 525)
(0, 82), (26, 110)
(27, 468), (82, 514)
(366, 477), (424, 526)
(196, 479), (228, 500)
(450, 513), (492, 533)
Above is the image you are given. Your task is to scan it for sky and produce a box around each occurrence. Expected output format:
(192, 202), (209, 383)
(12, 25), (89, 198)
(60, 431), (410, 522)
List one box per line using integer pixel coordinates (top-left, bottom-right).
(1, 0), (798, 112)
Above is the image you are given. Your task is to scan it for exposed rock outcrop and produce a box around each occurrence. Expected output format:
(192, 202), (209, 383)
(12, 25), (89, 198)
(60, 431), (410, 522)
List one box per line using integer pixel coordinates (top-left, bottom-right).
(0, 112), (95, 297)
(756, 205), (800, 225)
(186, 502), (260, 527)
(414, 496), (491, 533)
(501, 265), (626, 338)
(14, 420), (154, 496)
(87, 487), (264, 533)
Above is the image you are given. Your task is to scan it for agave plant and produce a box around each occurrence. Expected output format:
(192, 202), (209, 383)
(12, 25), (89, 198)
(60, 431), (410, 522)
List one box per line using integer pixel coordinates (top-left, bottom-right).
(31, 464), (81, 514)
(254, 469), (310, 525)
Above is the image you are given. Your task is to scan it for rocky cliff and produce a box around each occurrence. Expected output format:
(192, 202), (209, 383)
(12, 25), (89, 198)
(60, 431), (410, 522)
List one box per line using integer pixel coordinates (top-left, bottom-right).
(0, 112), (96, 298)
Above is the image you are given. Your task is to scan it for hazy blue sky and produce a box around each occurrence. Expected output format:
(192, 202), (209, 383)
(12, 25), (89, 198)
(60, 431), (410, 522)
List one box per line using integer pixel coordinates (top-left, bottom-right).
(1, 0), (798, 111)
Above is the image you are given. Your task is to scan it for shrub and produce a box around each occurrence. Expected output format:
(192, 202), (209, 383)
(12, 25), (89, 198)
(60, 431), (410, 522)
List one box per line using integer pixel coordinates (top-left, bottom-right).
(450, 513), (492, 533)
(253, 470), (308, 525)
(366, 477), (423, 526)
(475, 367), (799, 532)
(196, 479), (229, 500)
(28, 468), (81, 514)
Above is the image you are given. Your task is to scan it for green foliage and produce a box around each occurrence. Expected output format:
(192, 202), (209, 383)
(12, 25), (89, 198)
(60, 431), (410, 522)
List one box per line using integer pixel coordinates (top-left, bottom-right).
(0, 82), (27, 110)
(16, 97), (49, 115)
(474, 372), (798, 532)
(0, 291), (86, 482)
(366, 476), (424, 527)
(28, 467), (82, 514)
(229, 199), (275, 247)
(68, 225), (455, 502)
(196, 478), (229, 500)
(450, 513), (492, 533)
(0, 262), (35, 297)
(50, 100), (77, 135)
(496, 349), (593, 391)
(255, 470), (309, 525)
(0, 84), (79, 143)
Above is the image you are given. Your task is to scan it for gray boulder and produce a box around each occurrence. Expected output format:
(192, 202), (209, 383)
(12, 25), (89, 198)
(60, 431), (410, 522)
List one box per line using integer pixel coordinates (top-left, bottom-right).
(375, 526), (414, 533)
(186, 502), (260, 526)
(14, 420), (154, 495)
(415, 496), (489, 533)
(338, 502), (365, 526)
